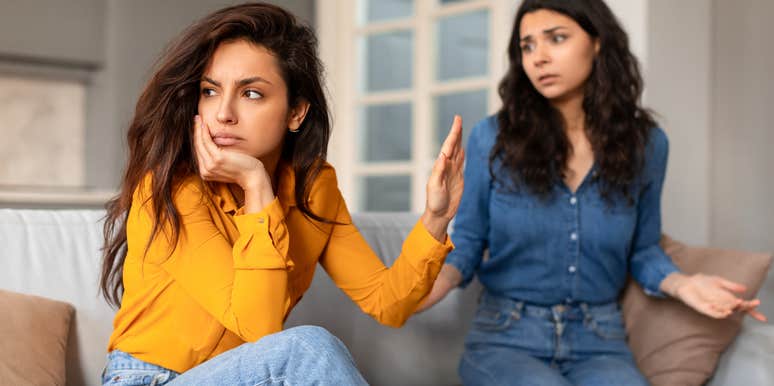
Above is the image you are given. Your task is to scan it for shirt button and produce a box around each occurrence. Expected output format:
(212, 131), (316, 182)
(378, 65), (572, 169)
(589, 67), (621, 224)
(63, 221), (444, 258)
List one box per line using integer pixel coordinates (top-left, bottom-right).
(568, 265), (577, 273)
(570, 197), (577, 205)
(257, 217), (265, 224)
(570, 232), (578, 241)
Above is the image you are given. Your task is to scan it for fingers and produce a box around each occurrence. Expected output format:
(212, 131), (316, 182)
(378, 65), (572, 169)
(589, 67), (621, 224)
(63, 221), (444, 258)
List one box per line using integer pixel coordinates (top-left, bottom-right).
(198, 116), (220, 157)
(194, 115), (220, 179)
(193, 116), (207, 172)
(716, 277), (748, 294)
(745, 308), (768, 323)
(429, 150), (449, 189)
(439, 115), (463, 161)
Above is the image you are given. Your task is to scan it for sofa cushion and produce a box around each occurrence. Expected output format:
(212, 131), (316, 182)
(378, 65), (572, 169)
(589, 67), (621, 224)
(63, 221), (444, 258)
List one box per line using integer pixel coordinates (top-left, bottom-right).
(621, 235), (773, 386)
(0, 289), (74, 386)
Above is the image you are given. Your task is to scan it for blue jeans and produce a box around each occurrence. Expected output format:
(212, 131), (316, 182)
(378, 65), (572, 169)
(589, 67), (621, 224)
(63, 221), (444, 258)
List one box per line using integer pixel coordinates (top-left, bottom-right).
(459, 291), (649, 386)
(102, 325), (369, 386)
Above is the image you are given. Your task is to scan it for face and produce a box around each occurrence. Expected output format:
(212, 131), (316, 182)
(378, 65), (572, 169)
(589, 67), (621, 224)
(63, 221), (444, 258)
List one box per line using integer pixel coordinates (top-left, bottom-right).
(519, 9), (599, 102)
(198, 39), (308, 160)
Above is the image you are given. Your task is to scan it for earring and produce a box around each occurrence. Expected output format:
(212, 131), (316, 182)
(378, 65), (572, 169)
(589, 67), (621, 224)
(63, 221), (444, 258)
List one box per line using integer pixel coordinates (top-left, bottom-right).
(289, 127), (300, 133)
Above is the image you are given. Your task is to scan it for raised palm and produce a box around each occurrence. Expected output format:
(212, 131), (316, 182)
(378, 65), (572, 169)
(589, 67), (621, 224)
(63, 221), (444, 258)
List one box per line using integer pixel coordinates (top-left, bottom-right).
(426, 115), (465, 221)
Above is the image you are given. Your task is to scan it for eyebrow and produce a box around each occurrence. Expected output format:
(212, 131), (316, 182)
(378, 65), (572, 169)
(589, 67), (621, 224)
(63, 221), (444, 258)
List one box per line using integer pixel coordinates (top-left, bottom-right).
(520, 26), (569, 42)
(201, 75), (272, 87)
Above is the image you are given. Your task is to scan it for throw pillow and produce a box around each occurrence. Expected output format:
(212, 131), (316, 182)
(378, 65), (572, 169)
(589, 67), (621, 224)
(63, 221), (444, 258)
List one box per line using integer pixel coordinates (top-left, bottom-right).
(0, 289), (74, 386)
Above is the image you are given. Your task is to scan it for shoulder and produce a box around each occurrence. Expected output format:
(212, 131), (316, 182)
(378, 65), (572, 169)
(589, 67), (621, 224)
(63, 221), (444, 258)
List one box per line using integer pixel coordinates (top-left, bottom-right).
(647, 127), (669, 155)
(306, 162), (344, 217)
(641, 127), (669, 181)
(645, 127), (669, 165)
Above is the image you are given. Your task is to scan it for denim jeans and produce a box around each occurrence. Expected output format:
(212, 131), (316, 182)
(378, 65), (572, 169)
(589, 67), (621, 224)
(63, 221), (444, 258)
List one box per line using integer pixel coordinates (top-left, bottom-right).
(102, 325), (369, 386)
(459, 291), (649, 386)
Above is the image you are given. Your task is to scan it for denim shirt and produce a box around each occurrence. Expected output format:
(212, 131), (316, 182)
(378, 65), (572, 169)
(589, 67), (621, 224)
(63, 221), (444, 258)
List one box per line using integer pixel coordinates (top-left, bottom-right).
(446, 116), (680, 305)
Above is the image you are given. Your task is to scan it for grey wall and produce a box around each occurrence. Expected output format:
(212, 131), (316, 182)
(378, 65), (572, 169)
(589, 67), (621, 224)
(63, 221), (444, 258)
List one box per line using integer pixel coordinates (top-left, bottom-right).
(711, 0), (774, 253)
(644, 0), (712, 246)
(0, 0), (105, 67)
(0, 0), (315, 192)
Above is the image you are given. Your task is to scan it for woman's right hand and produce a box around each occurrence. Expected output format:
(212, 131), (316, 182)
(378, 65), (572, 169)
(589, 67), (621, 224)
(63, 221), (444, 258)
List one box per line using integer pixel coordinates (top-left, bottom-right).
(193, 115), (275, 212)
(415, 263), (463, 313)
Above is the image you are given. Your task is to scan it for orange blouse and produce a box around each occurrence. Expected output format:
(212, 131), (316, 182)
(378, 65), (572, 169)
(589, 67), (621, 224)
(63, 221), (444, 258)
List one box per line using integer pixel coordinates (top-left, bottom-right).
(107, 162), (453, 373)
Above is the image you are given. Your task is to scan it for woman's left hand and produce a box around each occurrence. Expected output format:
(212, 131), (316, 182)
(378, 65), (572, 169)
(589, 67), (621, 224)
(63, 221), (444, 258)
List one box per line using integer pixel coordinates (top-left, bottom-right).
(421, 115), (465, 242)
(663, 272), (767, 322)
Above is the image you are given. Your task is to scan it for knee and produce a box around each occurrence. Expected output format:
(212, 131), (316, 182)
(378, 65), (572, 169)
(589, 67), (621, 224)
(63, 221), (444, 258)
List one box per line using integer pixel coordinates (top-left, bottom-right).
(282, 325), (347, 354)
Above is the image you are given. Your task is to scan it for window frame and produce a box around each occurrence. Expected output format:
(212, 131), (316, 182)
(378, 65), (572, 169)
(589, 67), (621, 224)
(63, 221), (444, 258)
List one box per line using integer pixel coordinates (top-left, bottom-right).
(317, 0), (517, 212)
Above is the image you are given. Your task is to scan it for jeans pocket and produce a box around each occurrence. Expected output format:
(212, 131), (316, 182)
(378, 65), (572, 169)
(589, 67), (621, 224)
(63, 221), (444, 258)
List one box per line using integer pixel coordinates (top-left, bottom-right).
(102, 369), (171, 386)
(587, 313), (627, 340)
(472, 305), (514, 332)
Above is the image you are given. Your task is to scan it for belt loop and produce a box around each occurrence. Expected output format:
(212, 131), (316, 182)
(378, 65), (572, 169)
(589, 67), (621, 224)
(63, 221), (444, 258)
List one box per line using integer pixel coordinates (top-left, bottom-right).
(551, 305), (565, 338)
(580, 302), (593, 325)
(512, 301), (524, 320)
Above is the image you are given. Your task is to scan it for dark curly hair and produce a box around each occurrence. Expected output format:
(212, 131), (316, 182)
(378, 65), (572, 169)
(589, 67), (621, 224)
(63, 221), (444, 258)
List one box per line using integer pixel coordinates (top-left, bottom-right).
(493, 0), (656, 202)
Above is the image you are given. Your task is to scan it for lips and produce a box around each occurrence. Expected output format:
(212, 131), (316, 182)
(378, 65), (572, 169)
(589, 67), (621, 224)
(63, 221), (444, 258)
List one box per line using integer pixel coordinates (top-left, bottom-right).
(211, 133), (242, 146)
(538, 74), (559, 84)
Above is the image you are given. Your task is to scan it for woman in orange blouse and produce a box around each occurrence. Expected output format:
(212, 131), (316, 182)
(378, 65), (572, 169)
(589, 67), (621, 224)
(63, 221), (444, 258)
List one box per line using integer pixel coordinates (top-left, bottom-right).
(98, 3), (464, 386)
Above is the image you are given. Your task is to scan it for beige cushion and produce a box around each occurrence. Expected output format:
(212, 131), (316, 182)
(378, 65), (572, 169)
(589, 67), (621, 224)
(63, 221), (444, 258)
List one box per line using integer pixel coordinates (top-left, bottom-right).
(622, 236), (773, 386)
(0, 289), (74, 386)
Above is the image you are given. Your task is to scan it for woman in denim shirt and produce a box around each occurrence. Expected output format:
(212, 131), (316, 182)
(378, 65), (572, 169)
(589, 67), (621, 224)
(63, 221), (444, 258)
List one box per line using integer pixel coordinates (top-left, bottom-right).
(417, 0), (765, 385)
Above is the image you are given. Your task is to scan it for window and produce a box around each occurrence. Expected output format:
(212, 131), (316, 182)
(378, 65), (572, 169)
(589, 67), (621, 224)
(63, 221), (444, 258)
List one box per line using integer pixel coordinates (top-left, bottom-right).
(318, 0), (516, 212)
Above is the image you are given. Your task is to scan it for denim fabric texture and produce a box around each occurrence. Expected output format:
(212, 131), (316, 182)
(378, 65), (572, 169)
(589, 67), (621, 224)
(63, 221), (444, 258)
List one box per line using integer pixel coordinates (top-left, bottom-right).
(102, 326), (368, 386)
(459, 291), (649, 386)
(446, 115), (680, 304)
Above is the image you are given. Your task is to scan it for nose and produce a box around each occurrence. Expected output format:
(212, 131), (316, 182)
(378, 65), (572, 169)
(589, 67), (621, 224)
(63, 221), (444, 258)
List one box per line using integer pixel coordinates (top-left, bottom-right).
(216, 95), (238, 125)
(532, 43), (550, 68)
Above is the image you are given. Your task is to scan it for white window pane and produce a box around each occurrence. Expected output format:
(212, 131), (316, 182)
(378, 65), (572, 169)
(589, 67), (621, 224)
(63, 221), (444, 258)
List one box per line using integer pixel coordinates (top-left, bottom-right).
(358, 103), (412, 162)
(360, 175), (411, 211)
(434, 89), (487, 153)
(359, 0), (413, 24)
(437, 10), (489, 80)
(361, 31), (413, 92)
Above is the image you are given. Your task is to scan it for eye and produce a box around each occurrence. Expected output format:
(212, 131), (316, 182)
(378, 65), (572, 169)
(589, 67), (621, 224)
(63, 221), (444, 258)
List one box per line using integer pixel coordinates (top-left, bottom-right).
(552, 34), (567, 43)
(521, 42), (535, 53)
(201, 88), (217, 97)
(244, 90), (263, 100)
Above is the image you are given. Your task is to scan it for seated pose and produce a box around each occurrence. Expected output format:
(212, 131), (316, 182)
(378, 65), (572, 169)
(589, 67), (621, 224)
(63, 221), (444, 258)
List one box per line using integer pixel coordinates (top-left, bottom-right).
(99, 3), (464, 385)
(417, 1), (765, 385)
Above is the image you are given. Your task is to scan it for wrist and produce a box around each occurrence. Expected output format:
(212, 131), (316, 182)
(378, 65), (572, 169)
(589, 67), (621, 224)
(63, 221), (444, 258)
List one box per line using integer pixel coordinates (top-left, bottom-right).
(661, 272), (690, 299)
(242, 173), (275, 214)
(420, 211), (449, 243)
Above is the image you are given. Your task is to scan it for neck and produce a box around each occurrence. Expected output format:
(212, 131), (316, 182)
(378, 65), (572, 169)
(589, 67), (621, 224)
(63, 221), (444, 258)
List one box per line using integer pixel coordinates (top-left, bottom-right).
(551, 88), (586, 135)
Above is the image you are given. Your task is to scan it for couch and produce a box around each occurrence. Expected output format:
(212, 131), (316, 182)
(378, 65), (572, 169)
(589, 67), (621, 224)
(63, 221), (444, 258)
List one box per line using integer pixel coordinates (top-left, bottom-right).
(1, 208), (773, 385)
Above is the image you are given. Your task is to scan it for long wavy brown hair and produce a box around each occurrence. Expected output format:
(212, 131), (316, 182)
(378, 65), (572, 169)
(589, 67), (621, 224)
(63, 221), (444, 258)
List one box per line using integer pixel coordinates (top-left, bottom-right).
(494, 0), (656, 202)
(100, 2), (331, 308)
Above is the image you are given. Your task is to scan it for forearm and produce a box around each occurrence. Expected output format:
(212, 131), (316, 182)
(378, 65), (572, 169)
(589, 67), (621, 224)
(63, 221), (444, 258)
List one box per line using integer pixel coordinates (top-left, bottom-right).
(415, 263), (462, 313)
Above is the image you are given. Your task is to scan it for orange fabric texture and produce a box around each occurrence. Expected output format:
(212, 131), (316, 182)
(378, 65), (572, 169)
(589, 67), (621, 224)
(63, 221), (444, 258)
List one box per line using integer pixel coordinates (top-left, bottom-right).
(107, 163), (453, 373)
